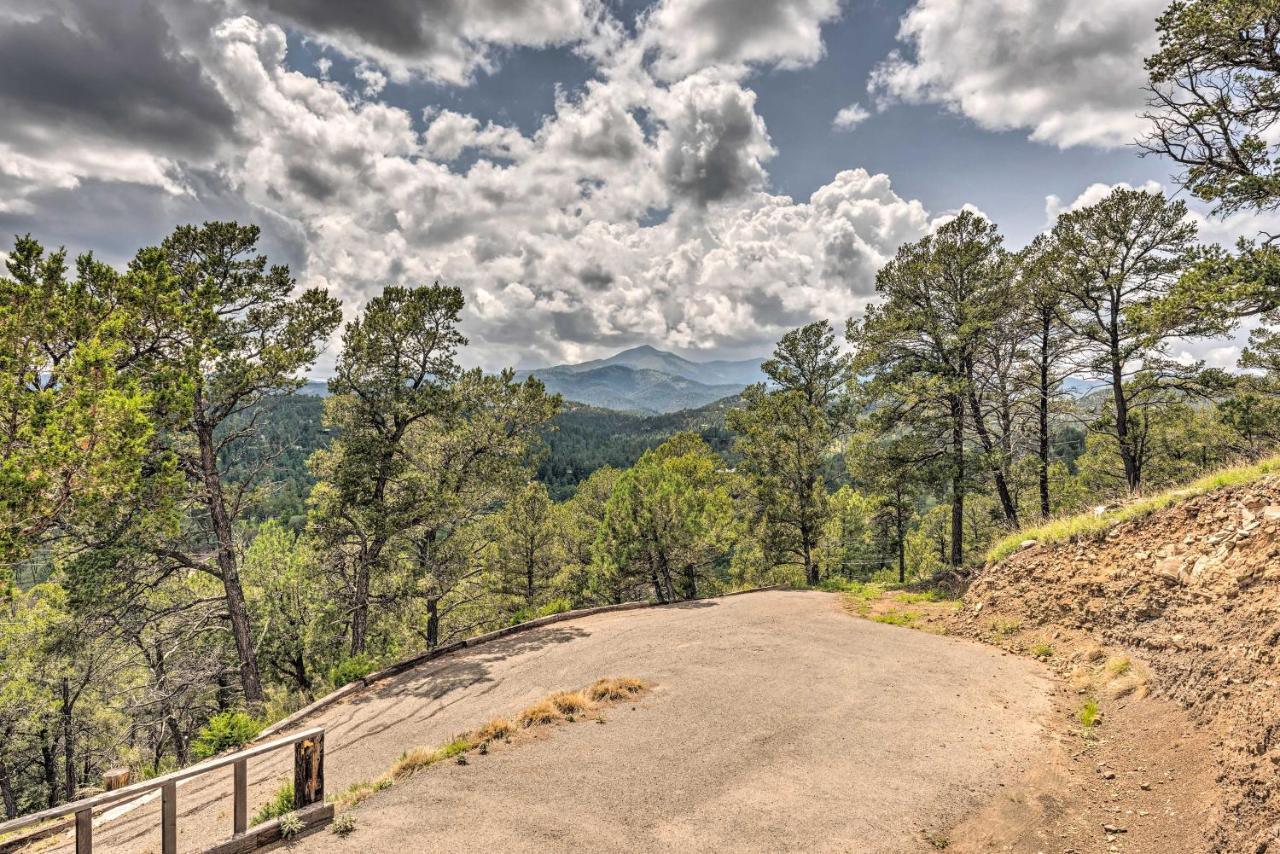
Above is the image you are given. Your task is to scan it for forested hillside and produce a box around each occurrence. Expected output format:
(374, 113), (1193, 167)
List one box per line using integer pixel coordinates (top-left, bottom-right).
(0, 0), (1277, 829)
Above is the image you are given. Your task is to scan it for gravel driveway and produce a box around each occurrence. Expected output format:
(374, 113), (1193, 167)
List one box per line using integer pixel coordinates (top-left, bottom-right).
(43, 590), (1053, 853)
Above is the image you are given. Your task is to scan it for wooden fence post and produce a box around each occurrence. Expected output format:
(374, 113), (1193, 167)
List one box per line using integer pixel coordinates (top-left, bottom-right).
(233, 758), (247, 834)
(161, 781), (176, 854)
(293, 733), (324, 809)
(75, 808), (91, 854)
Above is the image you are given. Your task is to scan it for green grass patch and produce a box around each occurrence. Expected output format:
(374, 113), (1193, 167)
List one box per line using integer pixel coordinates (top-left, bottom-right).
(872, 609), (919, 626)
(1031, 642), (1053, 660)
(986, 453), (1280, 564)
(1106, 657), (1131, 677)
(1077, 699), (1100, 729)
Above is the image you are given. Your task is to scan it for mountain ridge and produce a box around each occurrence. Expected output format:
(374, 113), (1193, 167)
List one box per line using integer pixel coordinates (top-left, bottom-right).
(516, 345), (765, 413)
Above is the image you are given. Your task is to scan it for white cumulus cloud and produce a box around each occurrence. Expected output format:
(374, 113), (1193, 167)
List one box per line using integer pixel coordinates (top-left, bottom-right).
(869, 0), (1166, 149)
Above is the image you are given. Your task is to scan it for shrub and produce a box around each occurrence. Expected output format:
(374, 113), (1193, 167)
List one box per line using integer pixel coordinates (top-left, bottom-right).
(535, 598), (573, 618)
(329, 655), (376, 688)
(331, 813), (357, 836)
(252, 782), (295, 825)
(1031, 642), (1053, 660)
(1106, 657), (1131, 676)
(1078, 699), (1100, 729)
(191, 711), (260, 760)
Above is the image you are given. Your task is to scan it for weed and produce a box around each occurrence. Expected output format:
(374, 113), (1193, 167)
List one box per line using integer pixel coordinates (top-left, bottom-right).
(252, 782), (295, 825)
(333, 778), (392, 809)
(1078, 699), (1100, 729)
(473, 717), (513, 743)
(1106, 657), (1131, 677)
(518, 698), (564, 728)
(331, 813), (357, 837)
(872, 609), (919, 627)
(587, 677), (647, 702)
(278, 812), (304, 839)
(1031, 642), (1053, 660)
(990, 618), (1022, 637)
(390, 746), (437, 779)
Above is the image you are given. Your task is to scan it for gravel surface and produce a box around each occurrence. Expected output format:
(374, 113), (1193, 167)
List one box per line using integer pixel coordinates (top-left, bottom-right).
(43, 590), (1053, 853)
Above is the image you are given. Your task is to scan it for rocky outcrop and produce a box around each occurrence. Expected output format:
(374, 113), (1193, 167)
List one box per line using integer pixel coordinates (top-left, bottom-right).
(954, 476), (1280, 852)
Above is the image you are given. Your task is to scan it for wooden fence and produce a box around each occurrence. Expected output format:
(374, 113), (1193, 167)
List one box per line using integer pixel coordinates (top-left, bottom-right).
(0, 727), (329, 854)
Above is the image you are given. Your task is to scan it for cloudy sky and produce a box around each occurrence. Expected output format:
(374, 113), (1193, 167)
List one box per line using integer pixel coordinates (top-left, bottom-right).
(1, 0), (1273, 374)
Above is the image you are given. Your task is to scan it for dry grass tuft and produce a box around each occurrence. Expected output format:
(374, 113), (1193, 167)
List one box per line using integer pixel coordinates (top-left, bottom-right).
(588, 677), (647, 702)
(390, 746), (439, 779)
(550, 691), (593, 715)
(518, 698), (565, 728)
(473, 717), (514, 743)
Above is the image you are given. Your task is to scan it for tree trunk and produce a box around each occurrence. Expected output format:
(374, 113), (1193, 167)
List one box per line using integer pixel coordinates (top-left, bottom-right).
(1109, 306), (1140, 491)
(681, 563), (698, 600)
(966, 372), (1018, 526)
(40, 729), (58, 808)
(1037, 313), (1053, 517)
(61, 679), (75, 801)
(949, 394), (965, 568)
(0, 757), (16, 819)
(195, 420), (265, 705)
(650, 570), (667, 604)
(350, 559), (371, 655)
(426, 597), (440, 649)
(895, 512), (906, 584)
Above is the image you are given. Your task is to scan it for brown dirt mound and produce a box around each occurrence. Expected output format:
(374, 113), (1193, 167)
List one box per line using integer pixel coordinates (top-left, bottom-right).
(951, 475), (1280, 852)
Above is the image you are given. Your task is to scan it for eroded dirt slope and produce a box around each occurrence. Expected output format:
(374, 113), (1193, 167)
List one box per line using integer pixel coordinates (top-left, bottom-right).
(953, 475), (1280, 852)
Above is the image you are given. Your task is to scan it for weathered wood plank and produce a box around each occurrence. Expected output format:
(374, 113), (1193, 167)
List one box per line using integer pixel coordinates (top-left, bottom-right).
(199, 803), (333, 854)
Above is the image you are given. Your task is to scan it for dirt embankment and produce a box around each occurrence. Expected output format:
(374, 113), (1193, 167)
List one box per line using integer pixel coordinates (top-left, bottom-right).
(951, 476), (1280, 852)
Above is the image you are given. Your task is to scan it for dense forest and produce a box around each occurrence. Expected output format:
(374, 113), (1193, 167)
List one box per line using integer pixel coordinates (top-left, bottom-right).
(0, 0), (1277, 825)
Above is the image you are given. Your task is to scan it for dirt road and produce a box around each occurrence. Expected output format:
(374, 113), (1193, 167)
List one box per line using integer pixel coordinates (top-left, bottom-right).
(49, 590), (1054, 853)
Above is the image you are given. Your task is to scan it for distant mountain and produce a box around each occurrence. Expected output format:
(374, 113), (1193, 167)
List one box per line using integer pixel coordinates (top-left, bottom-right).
(554, 345), (765, 387)
(518, 346), (765, 414)
(299, 380), (330, 397)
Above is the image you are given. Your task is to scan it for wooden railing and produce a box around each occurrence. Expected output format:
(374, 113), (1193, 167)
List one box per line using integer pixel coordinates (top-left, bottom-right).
(0, 727), (327, 854)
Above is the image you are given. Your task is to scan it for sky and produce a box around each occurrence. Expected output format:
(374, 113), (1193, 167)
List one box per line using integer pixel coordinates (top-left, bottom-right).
(1, 0), (1275, 375)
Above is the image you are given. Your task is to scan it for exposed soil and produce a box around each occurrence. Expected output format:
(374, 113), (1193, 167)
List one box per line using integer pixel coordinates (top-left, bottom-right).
(941, 475), (1280, 852)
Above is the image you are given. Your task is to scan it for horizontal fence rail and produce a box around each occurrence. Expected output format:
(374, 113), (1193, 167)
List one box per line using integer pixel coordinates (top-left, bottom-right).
(0, 727), (325, 854)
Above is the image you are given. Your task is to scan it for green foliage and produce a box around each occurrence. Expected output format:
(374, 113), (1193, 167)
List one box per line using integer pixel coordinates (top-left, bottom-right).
(1077, 699), (1101, 730)
(1142, 0), (1280, 215)
(1031, 642), (1053, 660)
(328, 655), (377, 689)
(191, 711), (261, 759)
(537, 400), (737, 500)
(599, 433), (737, 602)
(252, 782), (295, 825)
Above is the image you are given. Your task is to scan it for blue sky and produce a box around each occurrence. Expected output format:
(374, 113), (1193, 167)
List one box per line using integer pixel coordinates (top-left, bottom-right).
(0, 0), (1266, 373)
